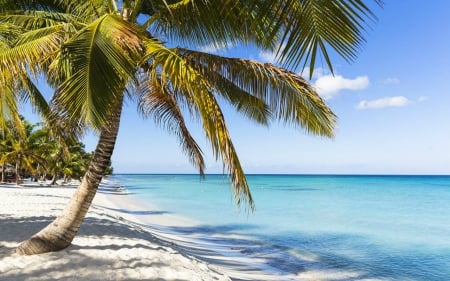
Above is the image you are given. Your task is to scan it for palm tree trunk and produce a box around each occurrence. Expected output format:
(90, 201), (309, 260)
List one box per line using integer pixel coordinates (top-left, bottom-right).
(15, 160), (20, 185)
(50, 173), (57, 185)
(15, 98), (123, 255)
(1, 164), (5, 183)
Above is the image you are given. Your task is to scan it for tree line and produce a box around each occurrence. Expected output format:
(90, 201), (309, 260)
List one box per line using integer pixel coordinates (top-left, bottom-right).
(0, 116), (112, 185)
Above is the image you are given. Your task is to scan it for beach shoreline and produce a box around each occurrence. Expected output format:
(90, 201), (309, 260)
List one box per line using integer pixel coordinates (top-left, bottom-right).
(0, 183), (289, 281)
(96, 183), (287, 280)
(0, 186), (233, 281)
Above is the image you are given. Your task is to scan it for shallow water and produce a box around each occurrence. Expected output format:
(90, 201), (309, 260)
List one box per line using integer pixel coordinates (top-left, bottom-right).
(109, 174), (450, 280)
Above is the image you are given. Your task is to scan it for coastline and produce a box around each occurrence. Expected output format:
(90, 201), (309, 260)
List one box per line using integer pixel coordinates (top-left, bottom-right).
(98, 184), (288, 281)
(0, 186), (231, 281)
(0, 184), (288, 281)
(2, 175), (448, 280)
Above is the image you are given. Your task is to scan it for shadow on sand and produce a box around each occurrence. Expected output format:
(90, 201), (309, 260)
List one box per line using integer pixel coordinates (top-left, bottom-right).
(0, 205), (432, 281)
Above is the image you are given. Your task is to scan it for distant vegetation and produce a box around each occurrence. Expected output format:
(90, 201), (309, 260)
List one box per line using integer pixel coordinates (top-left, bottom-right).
(0, 116), (112, 185)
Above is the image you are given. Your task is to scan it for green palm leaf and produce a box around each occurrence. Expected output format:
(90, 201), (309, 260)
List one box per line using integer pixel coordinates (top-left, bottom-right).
(0, 11), (80, 30)
(146, 0), (276, 50)
(52, 14), (143, 130)
(195, 89), (254, 210)
(18, 75), (51, 122)
(146, 0), (380, 75)
(178, 49), (336, 137)
(54, 0), (111, 20)
(138, 74), (205, 175)
(143, 39), (254, 208)
(0, 24), (64, 77)
(251, 0), (381, 74)
(0, 82), (21, 131)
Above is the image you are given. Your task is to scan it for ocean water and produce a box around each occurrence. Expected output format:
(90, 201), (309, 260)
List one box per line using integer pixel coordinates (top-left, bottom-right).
(107, 174), (450, 280)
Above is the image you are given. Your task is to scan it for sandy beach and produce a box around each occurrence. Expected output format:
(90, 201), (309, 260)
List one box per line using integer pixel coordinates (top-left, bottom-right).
(2, 177), (438, 281)
(0, 185), (233, 281)
(0, 182), (294, 281)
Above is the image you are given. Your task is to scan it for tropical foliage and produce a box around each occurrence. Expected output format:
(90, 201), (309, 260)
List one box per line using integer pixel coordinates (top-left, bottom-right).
(0, 117), (98, 184)
(0, 0), (381, 255)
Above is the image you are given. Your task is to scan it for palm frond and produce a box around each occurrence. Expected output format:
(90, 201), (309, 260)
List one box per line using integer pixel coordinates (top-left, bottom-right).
(0, 22), (22, 44)
(0, 24), (65, 78)
(196, 89), (254, 210)
(0, 82), (22, 132)
(0, 11), (82, 30)
(250, 0), (382, 74)
(0, 0), (109, 20)
(52, 14), (144, 130)
(175, 49), (272, 125)
(177, 49), (336, 137)
(146, 0), (277, 50)
(0, 0), (66, 13)
(17, 75), (51, 121)
(138, 74), (205, 175)
(142, 39), (254, 209)
(54, 0), (111, 20)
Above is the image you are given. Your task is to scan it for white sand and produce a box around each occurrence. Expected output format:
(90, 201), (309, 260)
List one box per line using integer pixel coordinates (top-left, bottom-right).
(0, 186), (231, 281)
(0, 185), (364, 281)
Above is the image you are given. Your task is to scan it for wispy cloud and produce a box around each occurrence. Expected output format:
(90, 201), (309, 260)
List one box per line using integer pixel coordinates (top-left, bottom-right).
(418, 96), (429, 102)
(356, 96), (410, 110)
(256, 58), (369, 100)
(299, 67), (327, 79)
(314, 75), (370, 100)
(382, 77), (400, 85)
(258, 43), (286, 64)
(199, 43), (227, 54)
(258, 50), (279, 64)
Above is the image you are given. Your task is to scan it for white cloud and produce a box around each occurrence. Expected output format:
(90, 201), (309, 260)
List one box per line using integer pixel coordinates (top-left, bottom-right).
(382, 77), (400, 85)
(418, 96), (428, 102)
(199, 43), (227, 54)
(258, 44), (286, 63)
(258, 50), (279, 64)
(299, 67), (328, 79)
(356, 96), (411, 110)
(314, 75), (369, 99)
(255, 56), (369, 100)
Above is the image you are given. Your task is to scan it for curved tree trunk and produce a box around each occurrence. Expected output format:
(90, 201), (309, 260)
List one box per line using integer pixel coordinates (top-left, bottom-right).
(15, 98), (123, 255)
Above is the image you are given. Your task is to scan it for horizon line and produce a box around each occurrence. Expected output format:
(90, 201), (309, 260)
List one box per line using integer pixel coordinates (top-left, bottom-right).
(110, 173), (450, 177)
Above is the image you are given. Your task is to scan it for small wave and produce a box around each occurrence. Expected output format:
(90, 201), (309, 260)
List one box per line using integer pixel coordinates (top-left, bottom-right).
(262, 186), (322, 192)
(99, 179), (129, 194)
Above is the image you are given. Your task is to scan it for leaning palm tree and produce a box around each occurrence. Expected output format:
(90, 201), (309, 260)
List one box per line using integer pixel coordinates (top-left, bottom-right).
(0, 0), (381, 255)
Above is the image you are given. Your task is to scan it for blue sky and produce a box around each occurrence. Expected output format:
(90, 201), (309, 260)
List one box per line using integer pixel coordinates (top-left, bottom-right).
(24, 1), (450, 174)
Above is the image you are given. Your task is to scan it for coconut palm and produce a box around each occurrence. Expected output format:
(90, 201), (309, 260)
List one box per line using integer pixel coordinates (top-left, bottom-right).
(0, 0), (380, 254)
(0, 119), (48, 184)
(44, 138), (93, 184)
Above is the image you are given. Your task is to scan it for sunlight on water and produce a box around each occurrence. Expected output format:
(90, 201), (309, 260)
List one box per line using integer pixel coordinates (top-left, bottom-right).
(111, 174), (450, 280)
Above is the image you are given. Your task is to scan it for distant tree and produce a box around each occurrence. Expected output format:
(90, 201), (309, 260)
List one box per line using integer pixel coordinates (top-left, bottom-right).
(0, 116), (96, 184)
(0, 119), (47, 184)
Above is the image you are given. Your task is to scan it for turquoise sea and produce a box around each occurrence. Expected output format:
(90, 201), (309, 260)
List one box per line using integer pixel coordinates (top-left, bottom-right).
(107, 174), (450, 280)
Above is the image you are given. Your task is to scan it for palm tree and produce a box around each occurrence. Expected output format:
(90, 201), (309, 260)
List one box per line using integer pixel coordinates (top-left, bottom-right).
(63, 143), (99, 181)
(0, 119), (47, 184)
(43, 137), (93, 184)
(0, 0), (381, 255)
